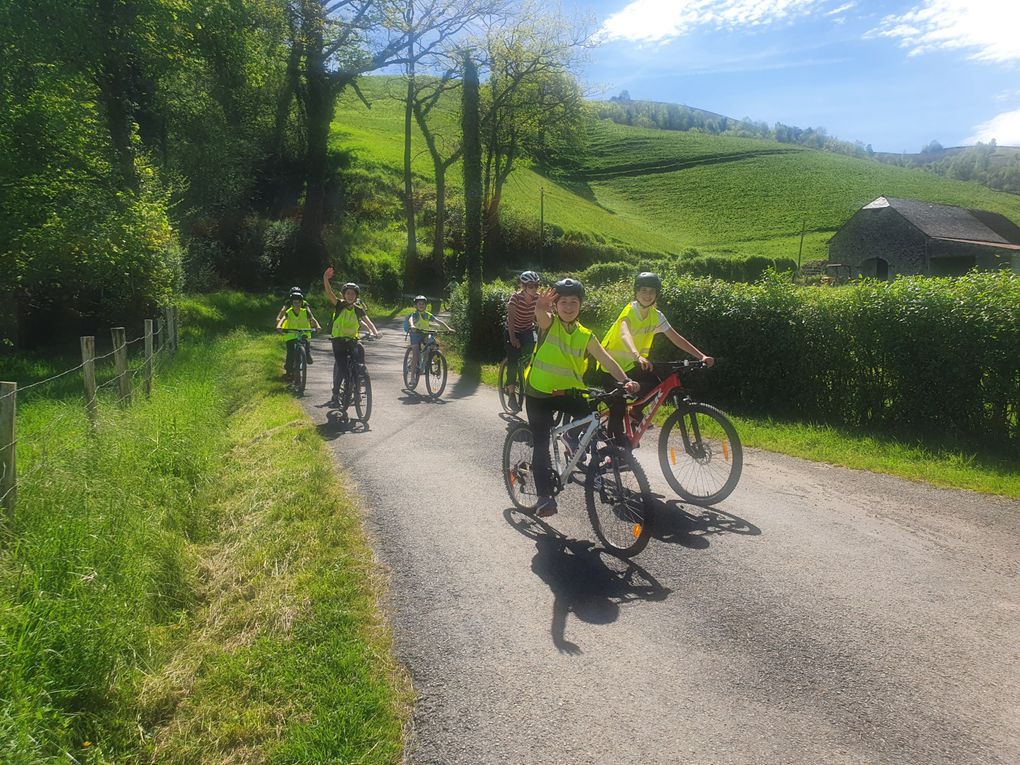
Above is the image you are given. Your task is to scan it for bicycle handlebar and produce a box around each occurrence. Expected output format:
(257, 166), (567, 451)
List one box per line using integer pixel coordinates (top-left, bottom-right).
(276, 327), (318, 333)
(655, 359), (711, 374)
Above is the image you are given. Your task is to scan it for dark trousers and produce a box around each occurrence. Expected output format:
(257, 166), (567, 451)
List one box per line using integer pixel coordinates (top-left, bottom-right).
(597, 368), (661, 445)
(285, 338), (306, 373)
(504, 328), (536, 382)
(331, 338), (364, 396)
(525, 392), (591, 498)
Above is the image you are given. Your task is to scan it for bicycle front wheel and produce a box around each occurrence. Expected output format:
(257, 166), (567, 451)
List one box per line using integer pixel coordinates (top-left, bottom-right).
(295, 348), (307, 395)
(658, 403), (743, 505)
(354, 367), (372, 422)
(425, 350), (447, 398)
(502, 423), (541, 514)
(498, 359), (512, 413)
(403, 346), (418, 390)
(585, 441), (652, 556)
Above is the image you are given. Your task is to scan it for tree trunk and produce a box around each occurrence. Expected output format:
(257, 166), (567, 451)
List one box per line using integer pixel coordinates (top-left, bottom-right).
(403, 56), (418, 280)
(95, 0), (138, 192)
(296, 13), (331, 278)
(461, 54), (483, 354)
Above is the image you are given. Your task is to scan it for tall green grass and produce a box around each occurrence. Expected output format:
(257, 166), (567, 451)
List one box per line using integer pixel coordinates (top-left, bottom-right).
(1, 293), (405, 763)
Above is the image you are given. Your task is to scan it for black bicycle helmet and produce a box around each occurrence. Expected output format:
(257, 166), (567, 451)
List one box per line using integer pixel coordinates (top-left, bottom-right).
(289, 287), (304, 300)
(634, 272), (662, 292)
(414, 295), (427, 303)
(519, 270), (540, 284)
(553, 277), (584, 300)
(341, 282), (360, 296)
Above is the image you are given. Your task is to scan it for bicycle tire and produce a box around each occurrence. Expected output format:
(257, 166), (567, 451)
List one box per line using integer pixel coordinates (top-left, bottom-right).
(354, 366), (372, 422)
(403, 346), (418, 390)
(426, 350), (448, 398)
(295, 347), (307, 395)
(585, 441), (653, 557)
(658, 402), (743, 505)
(502, 423), (542, 514)
(498, 359), (523, 414)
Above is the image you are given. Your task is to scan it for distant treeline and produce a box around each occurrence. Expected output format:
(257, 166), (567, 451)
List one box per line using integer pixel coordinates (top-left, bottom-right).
(875, 141), (1020, 195)
(595, 92), (875, 159)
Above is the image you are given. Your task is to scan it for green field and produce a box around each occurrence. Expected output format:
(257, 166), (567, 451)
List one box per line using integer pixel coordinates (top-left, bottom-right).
(332, 77), (1020, 263)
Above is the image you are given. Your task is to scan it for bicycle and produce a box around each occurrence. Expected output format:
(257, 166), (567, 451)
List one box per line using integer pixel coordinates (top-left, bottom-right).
(403, 329), (451, 398)
(332, 333), (375, 423)
(498, 330), (536, 414)
(502, 388), (653, 557)
(278, 327), (315, 396)
(609, 360), (743, 506)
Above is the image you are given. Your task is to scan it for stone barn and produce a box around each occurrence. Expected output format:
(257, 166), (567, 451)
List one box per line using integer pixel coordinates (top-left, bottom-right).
(828, 196), (1020, 279)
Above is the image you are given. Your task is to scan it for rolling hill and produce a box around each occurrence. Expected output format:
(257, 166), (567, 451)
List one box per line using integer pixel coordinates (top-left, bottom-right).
(331, 76), (1020, 265)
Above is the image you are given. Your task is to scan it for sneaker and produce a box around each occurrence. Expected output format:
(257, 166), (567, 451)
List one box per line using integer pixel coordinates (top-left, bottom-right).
(306, 355), (313, 365)
(535, 497), (558, 518)
(328, 395), (339, 407)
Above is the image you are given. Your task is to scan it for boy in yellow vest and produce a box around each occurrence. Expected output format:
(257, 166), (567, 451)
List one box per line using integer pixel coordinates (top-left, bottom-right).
(598, 272), (714, 446)
(323, 268), (380, 405)
(404, 295), (454, 378)
(275, 287), (322, 380)
(526, 278), (639, 517)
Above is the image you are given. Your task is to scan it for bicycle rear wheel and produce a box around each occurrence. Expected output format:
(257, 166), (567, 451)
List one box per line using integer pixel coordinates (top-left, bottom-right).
(425, 350), (447, 398)
(354, 367), (372, 422)
(502, 423), (541, 514)
(585, 440), (653, 556)
(658, 402), (742, 505)
(403, 346), (418, 390)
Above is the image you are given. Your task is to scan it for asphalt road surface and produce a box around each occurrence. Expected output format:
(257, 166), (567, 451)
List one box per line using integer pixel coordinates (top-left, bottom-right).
(300, 323), (1019, 765)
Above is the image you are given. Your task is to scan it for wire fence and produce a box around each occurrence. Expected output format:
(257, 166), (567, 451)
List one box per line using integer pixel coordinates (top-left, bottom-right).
(0, 308), (180, 528)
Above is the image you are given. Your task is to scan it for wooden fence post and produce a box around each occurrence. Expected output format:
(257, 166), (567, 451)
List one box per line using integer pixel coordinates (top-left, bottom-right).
(1, 381), (15, 523)
(111, 327), (130, 406)
(144, 319), (153, 398)
(163, 307), (172, 355)
(81, 336), (97, 427)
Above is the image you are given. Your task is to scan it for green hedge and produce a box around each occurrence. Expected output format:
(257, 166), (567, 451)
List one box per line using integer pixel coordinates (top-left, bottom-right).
(453, 270), (1019, 449)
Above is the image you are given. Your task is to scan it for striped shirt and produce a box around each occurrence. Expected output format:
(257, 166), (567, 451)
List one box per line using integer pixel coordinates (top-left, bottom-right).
(507, 290), (538, 332)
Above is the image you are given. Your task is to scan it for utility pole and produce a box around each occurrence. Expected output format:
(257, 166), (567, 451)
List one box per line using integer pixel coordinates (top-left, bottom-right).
(539, 186), (545, 268)
(797, 218), (806, 272)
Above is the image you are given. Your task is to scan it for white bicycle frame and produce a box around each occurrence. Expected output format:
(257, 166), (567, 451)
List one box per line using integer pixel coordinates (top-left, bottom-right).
(548, 410), (603, 486)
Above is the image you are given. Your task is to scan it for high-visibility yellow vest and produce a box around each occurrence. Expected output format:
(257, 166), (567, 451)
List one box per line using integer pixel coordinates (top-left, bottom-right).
(526, 317), (592, 394)
(411, 311), (431, 330)
(601, 302), (660, 373)
(331, 304), (360, 339)
(282, 306), (311, 336)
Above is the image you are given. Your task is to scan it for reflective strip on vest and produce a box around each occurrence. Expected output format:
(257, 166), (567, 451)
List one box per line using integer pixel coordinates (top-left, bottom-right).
(332, 306), (360, 338)
(282, 306), (311, 336)
(526, 319), (591, 393)
(601, 302), (659, 372)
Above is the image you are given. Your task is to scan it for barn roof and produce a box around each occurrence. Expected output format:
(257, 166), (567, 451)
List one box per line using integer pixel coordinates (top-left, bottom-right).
(862, 196), (1020, 246)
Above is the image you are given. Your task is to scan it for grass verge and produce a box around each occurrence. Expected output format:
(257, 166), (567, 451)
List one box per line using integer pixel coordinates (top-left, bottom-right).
(1, 295), (406, 763)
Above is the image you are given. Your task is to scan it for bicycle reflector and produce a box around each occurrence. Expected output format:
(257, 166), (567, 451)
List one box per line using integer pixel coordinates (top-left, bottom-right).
(632, 524), (642, 538)
(669, 447), (677, 465)
(722, 440), (730, 461)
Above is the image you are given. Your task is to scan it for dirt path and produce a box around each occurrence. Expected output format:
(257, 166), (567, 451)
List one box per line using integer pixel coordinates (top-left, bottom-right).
(301, 322), (1020, 765)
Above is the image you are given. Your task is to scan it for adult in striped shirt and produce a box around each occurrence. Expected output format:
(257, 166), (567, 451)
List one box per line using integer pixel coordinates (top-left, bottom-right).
(504, 271), (541, 407)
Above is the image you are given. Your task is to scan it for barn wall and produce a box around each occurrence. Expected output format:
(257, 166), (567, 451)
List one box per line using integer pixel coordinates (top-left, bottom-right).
(828, 208), (928, 278)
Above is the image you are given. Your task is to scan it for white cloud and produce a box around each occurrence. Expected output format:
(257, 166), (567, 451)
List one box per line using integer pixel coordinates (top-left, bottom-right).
(870, 1), (1020, 63)
(598, 0), (827, 45)
(967, 109), (1020, 145)
(825, 2), (855, 16)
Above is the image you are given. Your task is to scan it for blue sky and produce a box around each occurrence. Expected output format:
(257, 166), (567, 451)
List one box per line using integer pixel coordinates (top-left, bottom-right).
(581, 0), (1020, 152)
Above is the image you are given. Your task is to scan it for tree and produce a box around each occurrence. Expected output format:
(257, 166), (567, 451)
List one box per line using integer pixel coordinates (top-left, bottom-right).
(461, 52), (483, 352)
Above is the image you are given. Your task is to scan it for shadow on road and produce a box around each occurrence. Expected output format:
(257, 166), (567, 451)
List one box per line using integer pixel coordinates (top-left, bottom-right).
(314, 408), (369, 440)
(504, 508), (671, 655)
(398, 390), (448, 405)
(649, 496), (760, 549)
(448, 359), (481, 399)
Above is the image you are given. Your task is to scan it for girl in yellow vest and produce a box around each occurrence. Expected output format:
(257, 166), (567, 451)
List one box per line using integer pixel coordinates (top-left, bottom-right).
(275, 287), (322, 379)
(526, 278), (639, 517)
(404, 295), (454, 376)
(323, 268), (380, 405)
(598, 272), (714, 446)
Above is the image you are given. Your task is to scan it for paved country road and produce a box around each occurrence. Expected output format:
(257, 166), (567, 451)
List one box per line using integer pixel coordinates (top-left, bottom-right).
(300, 323), (1019, 765)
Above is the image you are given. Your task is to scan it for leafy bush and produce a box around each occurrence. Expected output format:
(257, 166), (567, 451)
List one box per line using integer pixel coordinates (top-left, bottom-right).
(449, 280), (514, 362)
(583, 261), (635, 286)
(456, 270), (1019, 450)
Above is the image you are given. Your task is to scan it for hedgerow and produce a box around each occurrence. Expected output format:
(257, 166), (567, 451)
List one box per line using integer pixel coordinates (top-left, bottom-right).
(452, 270), (1019, 449)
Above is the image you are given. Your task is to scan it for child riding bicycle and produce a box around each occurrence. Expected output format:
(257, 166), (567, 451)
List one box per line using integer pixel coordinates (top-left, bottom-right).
(596, 272), (714, 447)
(504, 271), (541, 407)
(404, 295), (453, 374)
(526, 278), (638, 517)
(276, 287), (322, 380)
(323, 268), (380, 406)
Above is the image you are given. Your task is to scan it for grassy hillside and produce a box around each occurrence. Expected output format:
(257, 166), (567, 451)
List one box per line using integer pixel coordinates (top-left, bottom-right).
(332, 76), (1020, 265)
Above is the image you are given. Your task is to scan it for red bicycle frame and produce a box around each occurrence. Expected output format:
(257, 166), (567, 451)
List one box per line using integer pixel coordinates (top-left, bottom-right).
(602, 370), (685, 448)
